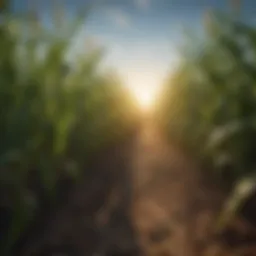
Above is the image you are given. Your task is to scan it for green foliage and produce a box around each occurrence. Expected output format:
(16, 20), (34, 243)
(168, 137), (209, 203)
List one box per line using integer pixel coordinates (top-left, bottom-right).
(155, 8), (256, 230)
(0, 4), (137, 255)
(157, 10), (256, 186)
(216, 173), (256, 232)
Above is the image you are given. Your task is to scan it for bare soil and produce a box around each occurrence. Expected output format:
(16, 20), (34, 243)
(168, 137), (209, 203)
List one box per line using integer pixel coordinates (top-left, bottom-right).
(19, 120), (256, 256)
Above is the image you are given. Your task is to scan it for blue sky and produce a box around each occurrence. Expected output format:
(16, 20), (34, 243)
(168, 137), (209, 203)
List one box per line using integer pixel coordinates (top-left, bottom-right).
(11, 0), (256, 101)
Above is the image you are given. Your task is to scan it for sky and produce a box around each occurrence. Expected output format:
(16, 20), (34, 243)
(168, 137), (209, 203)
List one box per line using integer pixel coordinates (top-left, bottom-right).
(11, 0), (256, 106)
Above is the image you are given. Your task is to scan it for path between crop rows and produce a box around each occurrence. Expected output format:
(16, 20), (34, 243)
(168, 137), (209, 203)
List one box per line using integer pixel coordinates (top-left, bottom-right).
(129, 120), (223, 256)
(23, 120), (225, 256)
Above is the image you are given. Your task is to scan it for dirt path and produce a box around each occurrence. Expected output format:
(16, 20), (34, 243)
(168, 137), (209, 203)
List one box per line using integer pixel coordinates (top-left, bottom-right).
(130, 120), (223, 256)
(20, 120), (226, 256)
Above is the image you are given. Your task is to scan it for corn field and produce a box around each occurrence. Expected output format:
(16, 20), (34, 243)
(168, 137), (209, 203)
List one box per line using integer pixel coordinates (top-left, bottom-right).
(2, 0), (256, 255)
(157, 9), (256, 186)
(0, 2), (138, 255)
(155, 9), (256, 235)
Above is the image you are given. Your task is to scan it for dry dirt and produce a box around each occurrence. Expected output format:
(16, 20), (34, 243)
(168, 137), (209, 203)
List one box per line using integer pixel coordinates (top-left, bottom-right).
(130, 120), (224, 256)
(20, 120), (256, 256)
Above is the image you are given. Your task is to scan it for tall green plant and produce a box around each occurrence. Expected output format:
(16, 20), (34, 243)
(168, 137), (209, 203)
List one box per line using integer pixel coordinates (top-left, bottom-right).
(157, 9), (256, 184)
(0, 3), (137, 255)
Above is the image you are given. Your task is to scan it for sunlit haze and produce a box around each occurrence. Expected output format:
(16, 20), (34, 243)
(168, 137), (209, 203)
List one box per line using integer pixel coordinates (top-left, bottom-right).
(12, 0), (256, 110)
(126, 74), (161, 111)
(3, 1), (256, 256)
(132, 85), (157, 110)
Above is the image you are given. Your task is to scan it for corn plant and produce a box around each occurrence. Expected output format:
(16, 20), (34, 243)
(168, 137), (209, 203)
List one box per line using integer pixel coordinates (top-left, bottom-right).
(156, 7), (256, 232)
(0, 2), (137, 255)
(157, 9), (256, 185)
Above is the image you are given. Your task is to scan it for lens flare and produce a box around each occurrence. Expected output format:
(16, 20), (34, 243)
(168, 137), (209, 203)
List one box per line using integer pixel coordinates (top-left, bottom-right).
(126, 74), (161, 112)
(132, 86), (157, 110)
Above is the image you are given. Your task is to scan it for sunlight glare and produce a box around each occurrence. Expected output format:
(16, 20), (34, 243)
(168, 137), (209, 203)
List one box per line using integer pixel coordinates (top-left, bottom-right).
(127, 74), (161, 112)
(132, 86), (157, 110)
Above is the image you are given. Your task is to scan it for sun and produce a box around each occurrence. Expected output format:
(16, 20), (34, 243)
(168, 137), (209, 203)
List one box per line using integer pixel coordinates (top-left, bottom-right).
(126, 74), (161, 112)
(132, 85), (158, 111)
